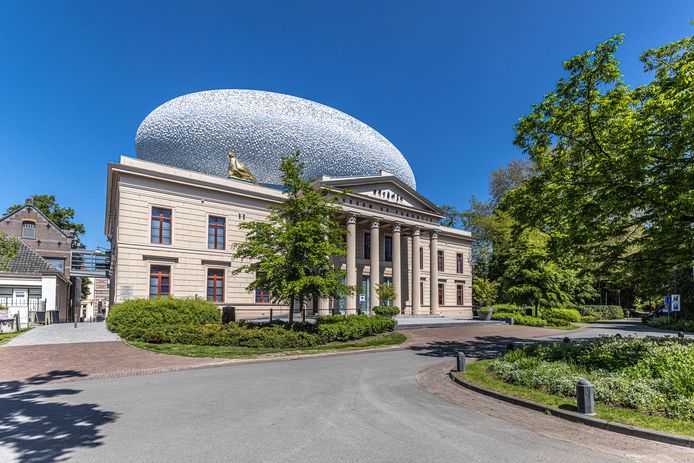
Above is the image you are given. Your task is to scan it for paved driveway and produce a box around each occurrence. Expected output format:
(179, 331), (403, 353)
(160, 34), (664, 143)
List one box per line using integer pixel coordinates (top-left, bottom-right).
(5, 323), (121, 347)
(0, 320), (691, 462)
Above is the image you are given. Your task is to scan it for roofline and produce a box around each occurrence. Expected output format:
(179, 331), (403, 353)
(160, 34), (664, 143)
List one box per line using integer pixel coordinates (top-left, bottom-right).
(0, 204), (72, 240)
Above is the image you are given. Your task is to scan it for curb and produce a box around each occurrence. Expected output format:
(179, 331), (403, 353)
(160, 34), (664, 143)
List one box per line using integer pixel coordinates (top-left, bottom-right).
(448, 370), (694, 449)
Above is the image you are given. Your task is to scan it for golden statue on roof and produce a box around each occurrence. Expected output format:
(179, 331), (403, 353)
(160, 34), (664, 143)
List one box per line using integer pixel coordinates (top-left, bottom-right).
(227, 151), (257, 184)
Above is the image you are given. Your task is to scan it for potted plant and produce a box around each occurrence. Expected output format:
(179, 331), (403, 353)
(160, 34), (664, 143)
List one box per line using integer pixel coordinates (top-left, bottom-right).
(478, 307), (494, 321)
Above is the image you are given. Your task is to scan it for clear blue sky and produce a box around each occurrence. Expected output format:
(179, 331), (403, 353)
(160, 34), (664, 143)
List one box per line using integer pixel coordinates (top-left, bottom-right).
(0, 1), (691, 248)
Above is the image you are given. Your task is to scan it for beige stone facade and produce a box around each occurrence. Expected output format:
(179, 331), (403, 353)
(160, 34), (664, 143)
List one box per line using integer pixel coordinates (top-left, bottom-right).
(105, 156), (474, 318)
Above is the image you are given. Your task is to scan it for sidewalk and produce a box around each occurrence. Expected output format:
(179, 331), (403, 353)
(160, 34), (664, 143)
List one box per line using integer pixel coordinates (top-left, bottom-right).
(4, 322), (121, 347)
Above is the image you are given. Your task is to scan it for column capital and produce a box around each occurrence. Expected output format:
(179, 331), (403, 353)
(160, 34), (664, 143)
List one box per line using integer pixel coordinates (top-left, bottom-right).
(346, 213), (357, 225)
(430, 229), (440, 240)
(393, 222), (402, 233)
(412, 226), (421, 237)
(370, 218), (380, 229)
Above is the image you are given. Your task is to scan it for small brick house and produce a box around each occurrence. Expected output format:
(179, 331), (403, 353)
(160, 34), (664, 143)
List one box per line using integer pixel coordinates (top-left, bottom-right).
(0, 198), (80, 324)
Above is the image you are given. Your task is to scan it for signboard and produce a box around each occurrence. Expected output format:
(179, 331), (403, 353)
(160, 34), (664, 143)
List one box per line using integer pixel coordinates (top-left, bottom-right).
(665, 295), (672, 310)
(119, 285), (133, 301)
(672, 294), (681, 312)
(359, 294), (366, 303)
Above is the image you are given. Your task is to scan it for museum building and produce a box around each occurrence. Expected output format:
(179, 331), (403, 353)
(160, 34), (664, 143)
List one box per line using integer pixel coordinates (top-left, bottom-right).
(105, 90), (473, 317)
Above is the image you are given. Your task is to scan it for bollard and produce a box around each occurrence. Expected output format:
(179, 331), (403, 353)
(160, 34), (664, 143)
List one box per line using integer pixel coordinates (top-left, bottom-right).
(576, 379), (596, 415)
(456, 352), (467, 372)
(222, 306), (236, 324)
(679, 331), (685, 338)
(563, 337), (571, 344)
(506, 342), (516, 353)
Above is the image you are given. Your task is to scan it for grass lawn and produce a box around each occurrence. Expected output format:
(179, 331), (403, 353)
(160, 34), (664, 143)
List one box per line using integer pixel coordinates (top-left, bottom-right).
(0, 328), (30, 346)
(459, 360), (694, 438)
(131, 331), (407, 359)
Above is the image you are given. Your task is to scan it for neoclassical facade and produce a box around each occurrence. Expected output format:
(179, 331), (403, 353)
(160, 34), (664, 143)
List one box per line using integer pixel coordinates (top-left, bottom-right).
(105, 157), (473, 318)
(106, 89), (473, 318)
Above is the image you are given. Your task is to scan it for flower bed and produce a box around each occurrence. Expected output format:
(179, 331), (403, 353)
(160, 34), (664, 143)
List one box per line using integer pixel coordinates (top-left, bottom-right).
(486, 336), (694, 421)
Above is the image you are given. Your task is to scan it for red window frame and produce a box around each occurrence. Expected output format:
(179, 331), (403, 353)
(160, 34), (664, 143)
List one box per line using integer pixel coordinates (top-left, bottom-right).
(456, 253), (463, 273)
(437, 250), (444, 272)
(456, 284), (464, 305)
(208, 216), (226, 250)
(438, 283), (445, 305)
(149, 266), (170, 298)
(207, 269), (224, 302)
(151, 207), (172, 244)
(255, 289), (271, 303)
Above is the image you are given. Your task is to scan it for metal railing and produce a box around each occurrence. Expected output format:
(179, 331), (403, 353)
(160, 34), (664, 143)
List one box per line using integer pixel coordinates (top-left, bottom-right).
(0, 298), (47, 311)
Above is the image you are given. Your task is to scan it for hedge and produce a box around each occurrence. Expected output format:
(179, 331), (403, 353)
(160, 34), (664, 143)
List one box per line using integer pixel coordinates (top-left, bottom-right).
(541, 308), (581, 323)
(491, 312), (548, 327)
(315, 315), (395, 342)
(373, 306), (400, 317)
(107, 298), (220, 339)
(483, 304), (524, 314)
(579, 305), (624, 320)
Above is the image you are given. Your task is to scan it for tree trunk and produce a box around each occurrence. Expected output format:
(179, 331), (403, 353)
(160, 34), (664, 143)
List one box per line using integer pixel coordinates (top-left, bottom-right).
(534, 301), (539, 318)
(288, 294), (295, 325)
(299, 294), (305, 323)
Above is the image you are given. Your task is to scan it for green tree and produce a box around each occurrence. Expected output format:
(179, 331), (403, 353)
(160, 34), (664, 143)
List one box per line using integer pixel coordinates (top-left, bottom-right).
(0, 233), (20, 271)
(510, 33), (694, 310)
(472, 276), (498, 307)
(233, 151), (354, 324)
(6, 194), (86, 239)
(375, 282), (397, 306)
(439, 204), (464, 228)
(81, 277), (91, 300)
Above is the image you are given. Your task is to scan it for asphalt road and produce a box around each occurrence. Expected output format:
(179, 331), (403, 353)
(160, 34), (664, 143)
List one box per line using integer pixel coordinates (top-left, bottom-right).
(0, 321), (691, 462)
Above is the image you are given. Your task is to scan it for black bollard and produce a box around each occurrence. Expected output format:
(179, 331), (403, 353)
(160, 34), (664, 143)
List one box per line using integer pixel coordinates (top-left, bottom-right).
(679, 331), (685, 338)
(456, 352), (467, 372)
(576, 379), (596, 415)
(563, 337), (571, 344)
(506, 342), (516, 353)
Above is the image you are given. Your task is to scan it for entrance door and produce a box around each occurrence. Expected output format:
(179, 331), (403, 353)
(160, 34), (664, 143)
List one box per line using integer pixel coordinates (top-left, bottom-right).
(361, 276), (370, 314)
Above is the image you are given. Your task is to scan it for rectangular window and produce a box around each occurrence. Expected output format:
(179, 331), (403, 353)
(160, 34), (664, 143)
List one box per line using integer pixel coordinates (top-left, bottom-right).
(384, 236), (392, 262)
(420, 281), (424, 305)
(255, 288), (271, 303)
(207, 269), (224, 302)
(457, 284), (464, 305)
(45, 258), (65, 272)
(364, 232), (371, 259)
(28, 288), (42, 299)
(456, 253), (464, 273)
(150, 207), (172, 245)
(438, 283), (445, 305)
(419, 247), (423, 269)
(437, 250), (444, 272)
(149, 265), (170, 298)
(22, 221), (35, 239)
(208, 216), (226, 250)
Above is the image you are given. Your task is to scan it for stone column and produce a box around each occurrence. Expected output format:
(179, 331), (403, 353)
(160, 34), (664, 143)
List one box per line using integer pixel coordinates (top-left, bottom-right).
(392, 222), (402, 312)
(411, 226), (421, 315)
(370, 218), (380, 310)
(430, 229), (439, 315)
(346, 213), (357, 314)
(318, 298), (330, 316)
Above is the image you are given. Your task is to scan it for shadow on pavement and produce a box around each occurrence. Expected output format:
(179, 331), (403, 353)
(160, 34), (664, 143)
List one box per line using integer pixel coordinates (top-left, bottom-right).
(408, 335), (548, 359)
(0, 370), (118, 462)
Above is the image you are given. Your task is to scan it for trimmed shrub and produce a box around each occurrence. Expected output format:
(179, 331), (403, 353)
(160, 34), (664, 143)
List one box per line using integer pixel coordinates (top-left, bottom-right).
(484, 304), (524, 314)
(315, 314), (395, 342)
(579, 305), (624, 320)
(373, 306), (400, 317)
(107, 298), (220, 338)
(491, 312), (548, 327)
(541, 308), (581, 323)
(645, 316), (694, 333)
(138, 323), (321, 348)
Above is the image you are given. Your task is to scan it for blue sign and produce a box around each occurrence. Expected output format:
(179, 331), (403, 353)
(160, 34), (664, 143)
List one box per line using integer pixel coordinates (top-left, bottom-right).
(665, 295), (672, 309)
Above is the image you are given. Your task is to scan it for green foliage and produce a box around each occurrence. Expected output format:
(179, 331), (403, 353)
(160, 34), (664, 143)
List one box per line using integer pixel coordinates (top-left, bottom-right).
(645, 316), (694, 333)
(541, 308), (581, 323)
(510, 33), (694, 311)
(233, 151), (353, 323)
(473, 277), (498, 307)
(6, 194), (86, 238)
(439, 204), (464, 228)
(81, 277), (91, 300)
(484, 303), (523, 314)
(489, 337), (694, 420)
(0, 233), (19, 271)
(579, 305), (624, 320)
(137, 323), (321, 348)
(315, 315), (395, 342)
(372, 305), (400, 317)
(107, 298), (221, 339)
(375, 283), (397, 306)
(491, 312), (548, 327)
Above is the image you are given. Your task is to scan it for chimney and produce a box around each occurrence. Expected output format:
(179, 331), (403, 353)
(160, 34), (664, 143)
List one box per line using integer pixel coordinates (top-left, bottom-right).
(25, 198), (34, 206)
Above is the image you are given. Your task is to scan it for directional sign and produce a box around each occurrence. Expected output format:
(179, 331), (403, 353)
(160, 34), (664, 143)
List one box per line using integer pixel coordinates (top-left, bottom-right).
(359, 294), (366, 303)
(672, 294), (681, 312)
(665, 295), (672, 310)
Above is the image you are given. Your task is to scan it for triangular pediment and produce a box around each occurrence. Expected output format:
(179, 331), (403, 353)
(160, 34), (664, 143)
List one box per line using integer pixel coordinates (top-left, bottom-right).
(317, 173), (444, 217)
